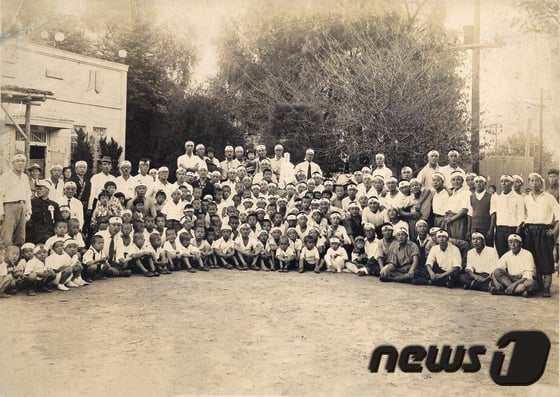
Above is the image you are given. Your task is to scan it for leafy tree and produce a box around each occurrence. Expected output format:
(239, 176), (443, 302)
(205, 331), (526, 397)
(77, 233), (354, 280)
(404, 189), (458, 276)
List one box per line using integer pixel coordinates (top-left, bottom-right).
(71, 127), (94, 171)
(512, 0), (559, 37)
(99, 137), (123, 175)
(211, 4), (470, 175)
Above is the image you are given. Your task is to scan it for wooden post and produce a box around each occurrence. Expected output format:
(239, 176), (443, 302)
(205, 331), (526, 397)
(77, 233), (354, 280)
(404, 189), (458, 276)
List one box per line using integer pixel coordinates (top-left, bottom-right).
(24, 102), (31, 161)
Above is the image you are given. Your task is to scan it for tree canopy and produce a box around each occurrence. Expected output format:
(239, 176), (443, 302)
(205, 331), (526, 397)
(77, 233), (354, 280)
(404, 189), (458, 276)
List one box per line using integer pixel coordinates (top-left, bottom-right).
(211, 4), (470, 174)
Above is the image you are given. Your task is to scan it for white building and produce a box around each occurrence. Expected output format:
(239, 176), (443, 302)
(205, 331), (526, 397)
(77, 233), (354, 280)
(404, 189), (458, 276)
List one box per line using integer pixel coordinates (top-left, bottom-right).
(0, 39), (128, 175)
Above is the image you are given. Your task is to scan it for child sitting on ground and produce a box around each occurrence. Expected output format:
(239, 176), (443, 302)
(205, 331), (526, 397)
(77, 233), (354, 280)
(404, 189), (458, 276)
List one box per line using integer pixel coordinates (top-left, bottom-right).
(82, 235), (111, 281)
(179, 232), (207, 272)
(276, 236), (295, 272)
(0, 245), (18, 298)
(256, 229), (273, 271)
(212, 225), (238, 269)
(23, 244), (56, 295)
(346, 236), (369, 276)
(192, 226), (216, 268)
(126, 232), (159, 277)
(148, 233), (171, 274)
(234, 223), (260, 270)
(325, 237), (348, 273)
(61, 239), (89, 287)
(299, 235), (323, 273)
(45, 241), (73, 291)
(163, 228), (184, 271)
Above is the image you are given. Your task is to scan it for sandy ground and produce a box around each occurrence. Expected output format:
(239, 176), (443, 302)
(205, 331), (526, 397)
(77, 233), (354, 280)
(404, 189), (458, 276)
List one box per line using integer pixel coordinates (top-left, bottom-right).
(0, 270), (558, 397)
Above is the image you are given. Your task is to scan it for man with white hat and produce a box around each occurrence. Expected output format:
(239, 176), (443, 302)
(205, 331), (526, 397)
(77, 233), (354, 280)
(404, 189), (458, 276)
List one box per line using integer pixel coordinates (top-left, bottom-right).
(380, 226), (424, 284)
(491, 234), (537, 297)
(88, 156), (116, 211)
(220, 146), (241, 180)
(425, 229), (462, 287)
(489, 175), (525, 257)
(461, 232), (499, 291)
(57, 181), (84, 228)
(0, 153), (32, 246)
(416, 150), (441, 190)
(440, 149), (465, 190)
(468, 175), (494, 246)
(371, 153), (393, 181)
(294, 148), (323, 180)
(115, 160), (137, 200)
(269, 144), (284, 180)
(177, 141), (206, 172)
(46, 163), (65, 202)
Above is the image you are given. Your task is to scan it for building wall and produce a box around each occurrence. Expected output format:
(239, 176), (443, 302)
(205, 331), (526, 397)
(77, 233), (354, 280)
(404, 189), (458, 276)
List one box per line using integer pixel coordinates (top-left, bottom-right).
(1, 40), (128, 174)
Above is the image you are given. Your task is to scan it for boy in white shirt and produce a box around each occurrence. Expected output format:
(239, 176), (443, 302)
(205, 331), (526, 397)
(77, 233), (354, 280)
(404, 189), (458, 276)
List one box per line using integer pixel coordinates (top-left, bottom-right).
(82, 235), (112, 280)
(178, 232), (204, 272)
(324, 237), (348, 273)
(127, 232), (159, 277)
(460, 232), (499, 291)
(23, 244), (56, 295)
(61, 239), (89, 287)
(234, 223), (260, 270)
(0, 245), (17, 298)
(276, 236), (296, 272)
(299, 235), (323, 273)
(212, 225), (238, 269)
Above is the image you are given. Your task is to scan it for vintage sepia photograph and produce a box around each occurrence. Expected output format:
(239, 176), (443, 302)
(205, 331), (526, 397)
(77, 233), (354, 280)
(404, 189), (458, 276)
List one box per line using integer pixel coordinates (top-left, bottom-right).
(0, 0), (558, 395)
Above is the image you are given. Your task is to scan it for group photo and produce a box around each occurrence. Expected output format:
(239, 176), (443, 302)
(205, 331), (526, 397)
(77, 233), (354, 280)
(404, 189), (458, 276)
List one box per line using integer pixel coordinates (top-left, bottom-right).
(0, 0), (558, 396)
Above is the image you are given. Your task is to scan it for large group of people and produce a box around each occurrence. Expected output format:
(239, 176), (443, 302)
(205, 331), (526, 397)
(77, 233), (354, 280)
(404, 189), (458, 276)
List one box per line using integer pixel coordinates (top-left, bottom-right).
(0, 141), (558, 299)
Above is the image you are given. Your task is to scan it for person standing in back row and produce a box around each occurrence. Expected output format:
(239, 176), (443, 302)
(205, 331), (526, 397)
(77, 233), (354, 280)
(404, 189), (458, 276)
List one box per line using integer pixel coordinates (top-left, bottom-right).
(0, 154), (32, 246)
(294, 149), (322, 180)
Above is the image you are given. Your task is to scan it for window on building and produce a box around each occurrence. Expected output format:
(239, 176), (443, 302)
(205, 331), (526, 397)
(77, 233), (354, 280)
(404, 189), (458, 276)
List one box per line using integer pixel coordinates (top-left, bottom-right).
(93, 126), (107, 138)
(16, 129), (47, 143)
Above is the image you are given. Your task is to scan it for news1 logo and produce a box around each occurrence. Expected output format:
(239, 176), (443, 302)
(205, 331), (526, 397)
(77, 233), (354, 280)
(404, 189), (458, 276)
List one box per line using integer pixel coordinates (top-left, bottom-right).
(369, 331), (550, 386)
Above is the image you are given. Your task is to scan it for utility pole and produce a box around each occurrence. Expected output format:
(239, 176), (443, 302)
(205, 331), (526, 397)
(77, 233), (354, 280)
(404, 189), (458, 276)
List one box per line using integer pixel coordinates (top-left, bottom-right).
(472, 0), (480, 174)
(461, 0), (503, 174)
(539, 88), (544, 174)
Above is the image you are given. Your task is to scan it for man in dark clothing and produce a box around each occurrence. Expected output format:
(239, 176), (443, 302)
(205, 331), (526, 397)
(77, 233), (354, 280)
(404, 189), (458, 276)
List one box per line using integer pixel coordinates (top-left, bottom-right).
(28, 180), (63, 243)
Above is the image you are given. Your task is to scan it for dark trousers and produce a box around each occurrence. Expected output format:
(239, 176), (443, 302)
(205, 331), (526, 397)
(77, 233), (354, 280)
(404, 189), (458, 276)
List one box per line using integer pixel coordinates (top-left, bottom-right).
(495, 226), (517, 257)
(459, 271), (491, 291)
(522, 224), (555, 289)
(431, 264), (460, 287)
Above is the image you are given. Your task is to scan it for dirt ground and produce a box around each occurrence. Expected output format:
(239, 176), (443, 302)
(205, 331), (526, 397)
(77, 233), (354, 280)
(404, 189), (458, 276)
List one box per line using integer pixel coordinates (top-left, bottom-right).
(0, 270), (558, 397)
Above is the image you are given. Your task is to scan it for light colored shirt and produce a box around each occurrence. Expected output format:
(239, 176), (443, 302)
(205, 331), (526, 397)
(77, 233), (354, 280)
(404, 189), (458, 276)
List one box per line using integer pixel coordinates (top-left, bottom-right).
(115, 175), (138, 200)
(161, 200), (185, 221)
(300, 246), (320, 263)
(497, 248), (536, 280)
(440, 165), (465, 189)
(177, 153), (206, 172)
(0, 169), (32, 216)
(88, 172), (117, 210)
(24, 258), (49, 274)
(431, 189), (450, 216)
(324, 246), (348, 267)
(426, 243), (461, 271)
(490, 191), (524, 227)
(447, 187), (470, 214)
(294, 161), (322, 177)
(416, 164), (441, 189)
(57, 196), (84, 228)
(372, 166), (393, 181)
(523, 191), (559, 224)
(466, 246), (499, 274)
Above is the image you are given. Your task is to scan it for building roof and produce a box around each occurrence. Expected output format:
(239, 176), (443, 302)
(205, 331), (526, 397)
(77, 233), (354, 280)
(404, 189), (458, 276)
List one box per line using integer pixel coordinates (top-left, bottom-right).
(1, 85), (54, 103)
